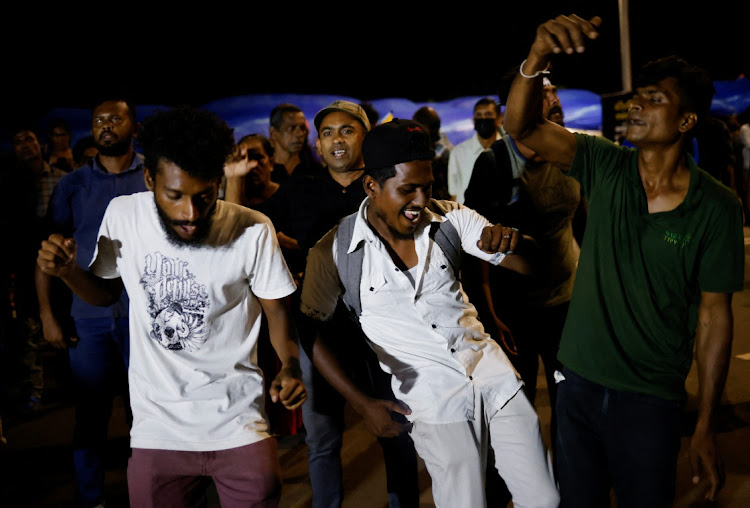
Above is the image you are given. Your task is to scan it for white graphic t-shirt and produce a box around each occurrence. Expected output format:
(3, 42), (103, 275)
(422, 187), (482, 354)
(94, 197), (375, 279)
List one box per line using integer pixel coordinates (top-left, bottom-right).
(90, 192), (296, 451)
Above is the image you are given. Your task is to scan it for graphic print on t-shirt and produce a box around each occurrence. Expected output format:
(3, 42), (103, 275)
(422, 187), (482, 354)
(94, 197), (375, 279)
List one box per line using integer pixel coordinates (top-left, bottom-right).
(139, 252), (210, 351)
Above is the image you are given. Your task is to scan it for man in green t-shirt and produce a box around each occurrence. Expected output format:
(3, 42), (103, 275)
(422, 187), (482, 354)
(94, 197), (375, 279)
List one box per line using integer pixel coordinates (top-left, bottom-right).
(504, 14), (745, 507)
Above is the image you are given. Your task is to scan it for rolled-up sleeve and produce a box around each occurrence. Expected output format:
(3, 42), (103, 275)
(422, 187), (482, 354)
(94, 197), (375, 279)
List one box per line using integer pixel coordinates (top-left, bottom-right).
(299, 228), (342, 321)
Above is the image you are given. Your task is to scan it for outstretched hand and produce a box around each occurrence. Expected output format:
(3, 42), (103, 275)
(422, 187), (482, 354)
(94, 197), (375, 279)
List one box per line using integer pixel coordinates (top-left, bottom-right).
(531, 14), (602, 59)
(224, 151), (259, 178)
(37, 234), (77, 279)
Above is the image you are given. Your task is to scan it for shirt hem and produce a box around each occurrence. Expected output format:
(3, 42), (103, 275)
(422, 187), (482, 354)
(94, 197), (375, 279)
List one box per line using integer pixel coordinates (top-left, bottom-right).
(131, 431), (271, 452)
(253, 282), (297, 301)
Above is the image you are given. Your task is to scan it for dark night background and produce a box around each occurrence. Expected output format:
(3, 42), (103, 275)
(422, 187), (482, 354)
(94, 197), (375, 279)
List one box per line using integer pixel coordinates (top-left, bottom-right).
(3, 2), (747, 134)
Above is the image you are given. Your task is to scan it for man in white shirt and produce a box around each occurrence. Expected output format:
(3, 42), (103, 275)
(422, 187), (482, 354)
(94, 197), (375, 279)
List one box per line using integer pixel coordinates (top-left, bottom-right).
(37, 106), (307, 507)
(299, 119), (558, 508)
(447, 97), (504, 203)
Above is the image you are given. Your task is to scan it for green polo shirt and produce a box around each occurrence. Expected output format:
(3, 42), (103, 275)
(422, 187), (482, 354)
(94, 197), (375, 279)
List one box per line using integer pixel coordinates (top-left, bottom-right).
(559, 133), (745, 401)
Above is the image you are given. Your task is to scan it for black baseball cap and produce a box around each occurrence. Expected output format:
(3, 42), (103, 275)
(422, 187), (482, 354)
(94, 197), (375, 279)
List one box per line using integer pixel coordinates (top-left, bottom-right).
(362, 119), (435, 172)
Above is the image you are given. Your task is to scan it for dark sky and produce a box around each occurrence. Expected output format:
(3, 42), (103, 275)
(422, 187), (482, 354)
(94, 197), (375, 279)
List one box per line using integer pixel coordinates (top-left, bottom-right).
(3, 2), (747, 134)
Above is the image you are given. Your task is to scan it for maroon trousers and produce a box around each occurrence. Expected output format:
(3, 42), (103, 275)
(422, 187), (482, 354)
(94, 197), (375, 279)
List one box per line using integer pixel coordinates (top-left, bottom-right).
(127, 438), (281, 507)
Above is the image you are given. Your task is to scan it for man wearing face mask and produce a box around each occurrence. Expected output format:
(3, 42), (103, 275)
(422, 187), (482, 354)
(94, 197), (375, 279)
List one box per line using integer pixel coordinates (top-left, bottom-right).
(463, 69), (587, 505)
(447, 97), (504, 204)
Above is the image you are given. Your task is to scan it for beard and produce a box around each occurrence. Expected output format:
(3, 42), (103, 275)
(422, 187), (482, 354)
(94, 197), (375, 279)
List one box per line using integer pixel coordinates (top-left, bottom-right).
(96, 137), (131, 157)
(548, 106), (565, 127)
(154, 196), (216, 247)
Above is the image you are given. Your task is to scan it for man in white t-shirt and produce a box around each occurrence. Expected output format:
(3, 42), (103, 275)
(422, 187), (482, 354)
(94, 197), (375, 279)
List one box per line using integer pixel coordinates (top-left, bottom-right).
(299, 119), (558, 508)
(37, 107), (307, 507)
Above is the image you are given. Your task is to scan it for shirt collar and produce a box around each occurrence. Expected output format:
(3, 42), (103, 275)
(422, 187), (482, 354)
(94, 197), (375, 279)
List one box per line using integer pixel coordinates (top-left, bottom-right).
(347, 197), (446, 254)
(681, 152), (702, 212)
(629, 148), (702, 215)
(92, 152), (145, 174)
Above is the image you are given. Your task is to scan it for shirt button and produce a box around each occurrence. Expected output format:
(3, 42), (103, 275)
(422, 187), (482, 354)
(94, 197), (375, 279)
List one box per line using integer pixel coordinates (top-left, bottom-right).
(450, 348), (455, 353)
(395, 268), (399, 271)
(469, 376), (473, 380)
(431, 324), (437, 329)
(369, 287), (374, 291)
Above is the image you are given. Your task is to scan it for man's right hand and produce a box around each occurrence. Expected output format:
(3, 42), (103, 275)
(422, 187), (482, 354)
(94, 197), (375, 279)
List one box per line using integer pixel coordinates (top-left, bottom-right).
(37, 234), (77, 279)
(353, 396), (413, 438)
(531, 14), (601, 60)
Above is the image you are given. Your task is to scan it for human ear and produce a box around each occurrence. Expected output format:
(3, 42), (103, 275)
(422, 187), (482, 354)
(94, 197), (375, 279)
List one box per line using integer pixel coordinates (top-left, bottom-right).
(144, 168), (155, 191)
(679, 113), (697, 133)
(363, 175), (378, 197)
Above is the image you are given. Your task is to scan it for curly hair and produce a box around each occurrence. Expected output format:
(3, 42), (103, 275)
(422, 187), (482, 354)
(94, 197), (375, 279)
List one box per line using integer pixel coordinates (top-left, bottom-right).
(635, 55), (715, 122)
(140, 107), (235, 181)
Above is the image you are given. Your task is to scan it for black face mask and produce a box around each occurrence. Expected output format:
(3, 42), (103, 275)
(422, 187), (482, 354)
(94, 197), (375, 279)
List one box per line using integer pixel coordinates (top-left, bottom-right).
(474, 118), (497, 139)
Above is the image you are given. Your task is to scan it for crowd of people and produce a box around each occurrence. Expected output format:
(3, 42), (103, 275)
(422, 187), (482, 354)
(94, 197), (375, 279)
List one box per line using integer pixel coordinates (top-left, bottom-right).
(1, 12), (748, 508)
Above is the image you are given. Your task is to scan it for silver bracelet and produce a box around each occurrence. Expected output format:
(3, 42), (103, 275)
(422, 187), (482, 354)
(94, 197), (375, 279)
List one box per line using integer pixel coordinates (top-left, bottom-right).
(519, 59), (551, 79)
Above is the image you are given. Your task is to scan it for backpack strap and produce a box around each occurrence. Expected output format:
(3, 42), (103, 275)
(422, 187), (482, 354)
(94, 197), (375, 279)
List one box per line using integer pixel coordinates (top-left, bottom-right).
(427, 200), (462, 277)
(335, 212), (364, 318)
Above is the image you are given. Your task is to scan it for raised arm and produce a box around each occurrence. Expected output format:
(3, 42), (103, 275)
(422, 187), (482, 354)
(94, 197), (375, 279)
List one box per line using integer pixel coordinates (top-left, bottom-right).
(689, 291), (734, 501)
(223, 154), (256, 206)
(504, 14), (601, 169)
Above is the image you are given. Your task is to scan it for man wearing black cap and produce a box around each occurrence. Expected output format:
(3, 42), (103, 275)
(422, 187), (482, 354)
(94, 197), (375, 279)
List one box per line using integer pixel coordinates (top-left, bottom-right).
(299, 119), (559, 507)
(275, 101), (420, 508)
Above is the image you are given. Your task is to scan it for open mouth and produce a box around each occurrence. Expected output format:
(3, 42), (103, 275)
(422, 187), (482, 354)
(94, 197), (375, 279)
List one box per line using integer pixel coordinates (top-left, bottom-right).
(403, 209), (421, 223)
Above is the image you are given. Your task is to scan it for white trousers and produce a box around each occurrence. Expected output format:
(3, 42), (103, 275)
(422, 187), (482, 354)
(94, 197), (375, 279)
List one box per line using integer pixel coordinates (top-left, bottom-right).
(411, 388), (559, 508)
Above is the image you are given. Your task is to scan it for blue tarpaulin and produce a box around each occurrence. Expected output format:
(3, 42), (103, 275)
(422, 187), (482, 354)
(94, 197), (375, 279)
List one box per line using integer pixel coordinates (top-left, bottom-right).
(25, 77), (750, 153)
